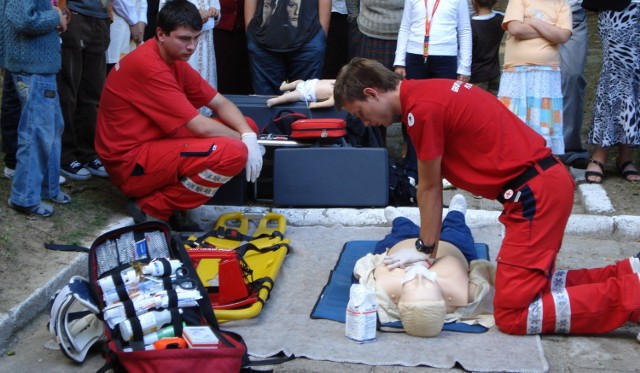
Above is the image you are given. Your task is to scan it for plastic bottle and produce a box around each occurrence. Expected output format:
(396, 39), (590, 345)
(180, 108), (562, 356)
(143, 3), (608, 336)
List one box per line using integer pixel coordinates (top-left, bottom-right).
(345, 284), (377, 343)
(103, 296), (157, 328)
(142, 259), (183, 277)
(98, 269), (139, 294)
(104, 289), (199, 328)
(119, 309), (181, 341)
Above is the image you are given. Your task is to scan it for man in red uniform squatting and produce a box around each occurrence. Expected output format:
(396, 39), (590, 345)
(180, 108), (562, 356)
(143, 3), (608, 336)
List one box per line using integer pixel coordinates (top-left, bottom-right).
(334, 57), (640, 337)
(96, 0), (263, 227)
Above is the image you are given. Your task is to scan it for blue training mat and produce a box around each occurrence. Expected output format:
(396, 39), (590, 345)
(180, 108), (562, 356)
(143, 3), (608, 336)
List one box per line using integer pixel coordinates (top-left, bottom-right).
(310, 240), (490, 333)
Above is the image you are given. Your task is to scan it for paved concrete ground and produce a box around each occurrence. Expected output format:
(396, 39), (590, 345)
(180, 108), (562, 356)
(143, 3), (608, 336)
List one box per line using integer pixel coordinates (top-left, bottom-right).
(1, 172), (639, 372)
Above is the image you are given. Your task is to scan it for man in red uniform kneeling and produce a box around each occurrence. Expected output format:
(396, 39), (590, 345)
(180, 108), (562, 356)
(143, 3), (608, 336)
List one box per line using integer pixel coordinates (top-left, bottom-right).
(96, 0), (262, 227)
(333, 57), (640, 338)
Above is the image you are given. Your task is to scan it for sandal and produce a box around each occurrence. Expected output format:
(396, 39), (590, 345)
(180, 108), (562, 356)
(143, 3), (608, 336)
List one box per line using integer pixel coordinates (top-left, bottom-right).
(617, 160), (640, 182)
(8, 199), (54, 217)
(49, 191), (71, 204)
(585, 159), (605, 184)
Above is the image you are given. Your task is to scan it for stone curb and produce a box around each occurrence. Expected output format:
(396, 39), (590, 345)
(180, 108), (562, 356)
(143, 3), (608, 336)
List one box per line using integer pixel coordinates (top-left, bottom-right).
(191, 206), (640, 240)
(0, 216), (134, 354)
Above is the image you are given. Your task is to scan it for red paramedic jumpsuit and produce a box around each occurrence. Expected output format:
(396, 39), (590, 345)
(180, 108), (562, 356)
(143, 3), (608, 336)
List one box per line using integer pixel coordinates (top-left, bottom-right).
(95, 38), (255, 220)
(402, 79), (640, 335)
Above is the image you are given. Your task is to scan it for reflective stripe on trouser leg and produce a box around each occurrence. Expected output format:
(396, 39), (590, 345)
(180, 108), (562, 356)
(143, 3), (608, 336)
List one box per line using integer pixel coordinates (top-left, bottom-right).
(550, 269), (571, 333)
(552, 289), (571, 333)
(527, 270), (571, 334)
(527, 296), (543, 334)
(550, 270), (568, 292)
(181, 171), (232, 197)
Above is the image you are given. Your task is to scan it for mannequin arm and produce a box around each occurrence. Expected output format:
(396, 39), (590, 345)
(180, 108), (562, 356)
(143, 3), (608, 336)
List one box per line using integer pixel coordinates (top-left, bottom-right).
(266, 91), (303, 107)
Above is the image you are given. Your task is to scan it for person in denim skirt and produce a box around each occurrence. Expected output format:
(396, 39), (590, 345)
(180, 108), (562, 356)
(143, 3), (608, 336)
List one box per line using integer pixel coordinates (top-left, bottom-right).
(0, 0), (71, 217)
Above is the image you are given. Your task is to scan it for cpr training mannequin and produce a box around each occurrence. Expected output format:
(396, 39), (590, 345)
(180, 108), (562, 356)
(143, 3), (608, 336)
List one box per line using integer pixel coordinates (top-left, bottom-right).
(266, 79), (335, 109)
(354, 195), (496, 337)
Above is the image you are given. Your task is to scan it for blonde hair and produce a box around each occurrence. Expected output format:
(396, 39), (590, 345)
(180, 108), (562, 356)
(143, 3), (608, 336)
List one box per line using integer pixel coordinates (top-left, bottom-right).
(398, 299), (446, 337)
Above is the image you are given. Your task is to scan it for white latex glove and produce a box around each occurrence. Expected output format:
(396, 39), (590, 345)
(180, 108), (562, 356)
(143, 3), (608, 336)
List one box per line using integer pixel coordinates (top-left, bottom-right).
(383, 248), (427, 270)
(241, 132), (263, 183)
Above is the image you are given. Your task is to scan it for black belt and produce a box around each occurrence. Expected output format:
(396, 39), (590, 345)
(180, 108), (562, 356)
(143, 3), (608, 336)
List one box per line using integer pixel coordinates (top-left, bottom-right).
(497, 156), (559, 204)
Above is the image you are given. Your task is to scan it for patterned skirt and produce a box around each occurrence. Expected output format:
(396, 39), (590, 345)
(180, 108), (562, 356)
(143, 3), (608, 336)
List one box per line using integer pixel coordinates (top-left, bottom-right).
(498, 65), (565, 155)
(588, 3), (640, 148)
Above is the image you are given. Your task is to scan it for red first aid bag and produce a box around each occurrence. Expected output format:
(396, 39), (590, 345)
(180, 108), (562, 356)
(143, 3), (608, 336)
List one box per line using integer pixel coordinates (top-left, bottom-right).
(290, 118), (347, 140)
(87, 221), (248, 373)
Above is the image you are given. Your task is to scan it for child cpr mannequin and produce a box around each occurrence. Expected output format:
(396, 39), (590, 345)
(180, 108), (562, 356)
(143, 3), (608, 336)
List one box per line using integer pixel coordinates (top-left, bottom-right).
(354, 196), (495, 337)
(266, 79), (335, 109)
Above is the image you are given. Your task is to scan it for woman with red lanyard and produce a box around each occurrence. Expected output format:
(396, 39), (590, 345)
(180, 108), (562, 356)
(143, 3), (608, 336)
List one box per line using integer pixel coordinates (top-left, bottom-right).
(392, 0), (472, 182)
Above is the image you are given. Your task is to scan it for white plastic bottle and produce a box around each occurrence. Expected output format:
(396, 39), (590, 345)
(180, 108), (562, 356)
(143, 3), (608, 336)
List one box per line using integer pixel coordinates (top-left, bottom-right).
(119, 309), (180, 341)
(345, 284), (377, 343)
(142, 259), (183, 277)
(98, 269), (139, 294)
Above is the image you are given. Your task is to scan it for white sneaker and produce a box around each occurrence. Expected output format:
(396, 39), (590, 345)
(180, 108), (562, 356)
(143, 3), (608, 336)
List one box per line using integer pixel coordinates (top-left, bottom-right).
(448, 194), (467, 215)
(442, 178), (454, 190)
(384, 206), (404, 223)
(4, 166), (65, 184)
(4, 166), (15, 179)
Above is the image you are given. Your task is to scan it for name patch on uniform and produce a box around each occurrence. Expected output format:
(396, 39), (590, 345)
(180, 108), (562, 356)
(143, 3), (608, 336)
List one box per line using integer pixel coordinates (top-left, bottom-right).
(44, 90), (56, 98)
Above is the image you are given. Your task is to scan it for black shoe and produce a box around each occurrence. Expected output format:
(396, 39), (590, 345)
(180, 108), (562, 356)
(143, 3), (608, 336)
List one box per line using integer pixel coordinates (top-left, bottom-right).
(84, 158), (108, 178)
(168, 211), (201, 232)
(61, 160), (92, 181)
(126, 199), (147, 224)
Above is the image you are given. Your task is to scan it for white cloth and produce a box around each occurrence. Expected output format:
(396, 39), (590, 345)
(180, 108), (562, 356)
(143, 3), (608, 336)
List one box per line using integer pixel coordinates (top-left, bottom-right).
(107, 0), (147, 64)
(332, 0), (348, 14)
(393, 0), (472, 76)
(295, 79), (319, 103)
(113, 0), (148, 26)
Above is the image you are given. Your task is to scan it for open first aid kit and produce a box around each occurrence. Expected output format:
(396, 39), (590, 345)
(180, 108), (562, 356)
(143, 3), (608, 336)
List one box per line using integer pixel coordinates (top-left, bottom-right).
(48, 221), (249, 373)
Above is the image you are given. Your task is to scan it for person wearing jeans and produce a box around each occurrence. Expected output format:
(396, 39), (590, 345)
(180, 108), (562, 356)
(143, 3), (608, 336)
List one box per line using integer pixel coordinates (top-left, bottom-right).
(559, 3), (589, 169)
(244, 0), (330, 95)
(1, 0), (71, 217)
(1, 70), (66, 185)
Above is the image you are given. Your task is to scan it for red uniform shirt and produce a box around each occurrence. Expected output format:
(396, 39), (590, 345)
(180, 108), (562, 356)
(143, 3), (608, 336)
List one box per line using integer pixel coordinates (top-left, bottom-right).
(401, 79), (551, 199)
(95, 38), (217, 186)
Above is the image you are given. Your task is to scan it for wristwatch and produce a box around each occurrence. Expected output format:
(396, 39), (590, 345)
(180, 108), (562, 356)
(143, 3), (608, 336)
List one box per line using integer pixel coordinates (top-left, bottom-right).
(415, 238), (435, 254)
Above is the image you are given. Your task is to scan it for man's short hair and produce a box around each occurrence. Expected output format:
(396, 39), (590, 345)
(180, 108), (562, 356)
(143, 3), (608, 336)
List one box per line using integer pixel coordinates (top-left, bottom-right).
(333, 57), (403, 111)
(157, 0), (203, 37)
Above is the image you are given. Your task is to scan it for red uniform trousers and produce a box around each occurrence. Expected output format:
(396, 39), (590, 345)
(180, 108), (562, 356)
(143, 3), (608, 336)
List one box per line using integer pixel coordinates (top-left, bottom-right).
(493, 161), (640, 335)
(117, 118), (257, 220)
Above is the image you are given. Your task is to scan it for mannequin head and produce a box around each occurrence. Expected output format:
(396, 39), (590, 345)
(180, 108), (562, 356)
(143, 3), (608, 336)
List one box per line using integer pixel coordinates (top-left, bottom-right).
(398, 266), (446, 337)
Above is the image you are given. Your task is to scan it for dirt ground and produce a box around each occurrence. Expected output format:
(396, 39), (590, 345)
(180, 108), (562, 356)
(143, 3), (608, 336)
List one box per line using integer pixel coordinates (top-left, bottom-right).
(0, 9), (639, 336)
